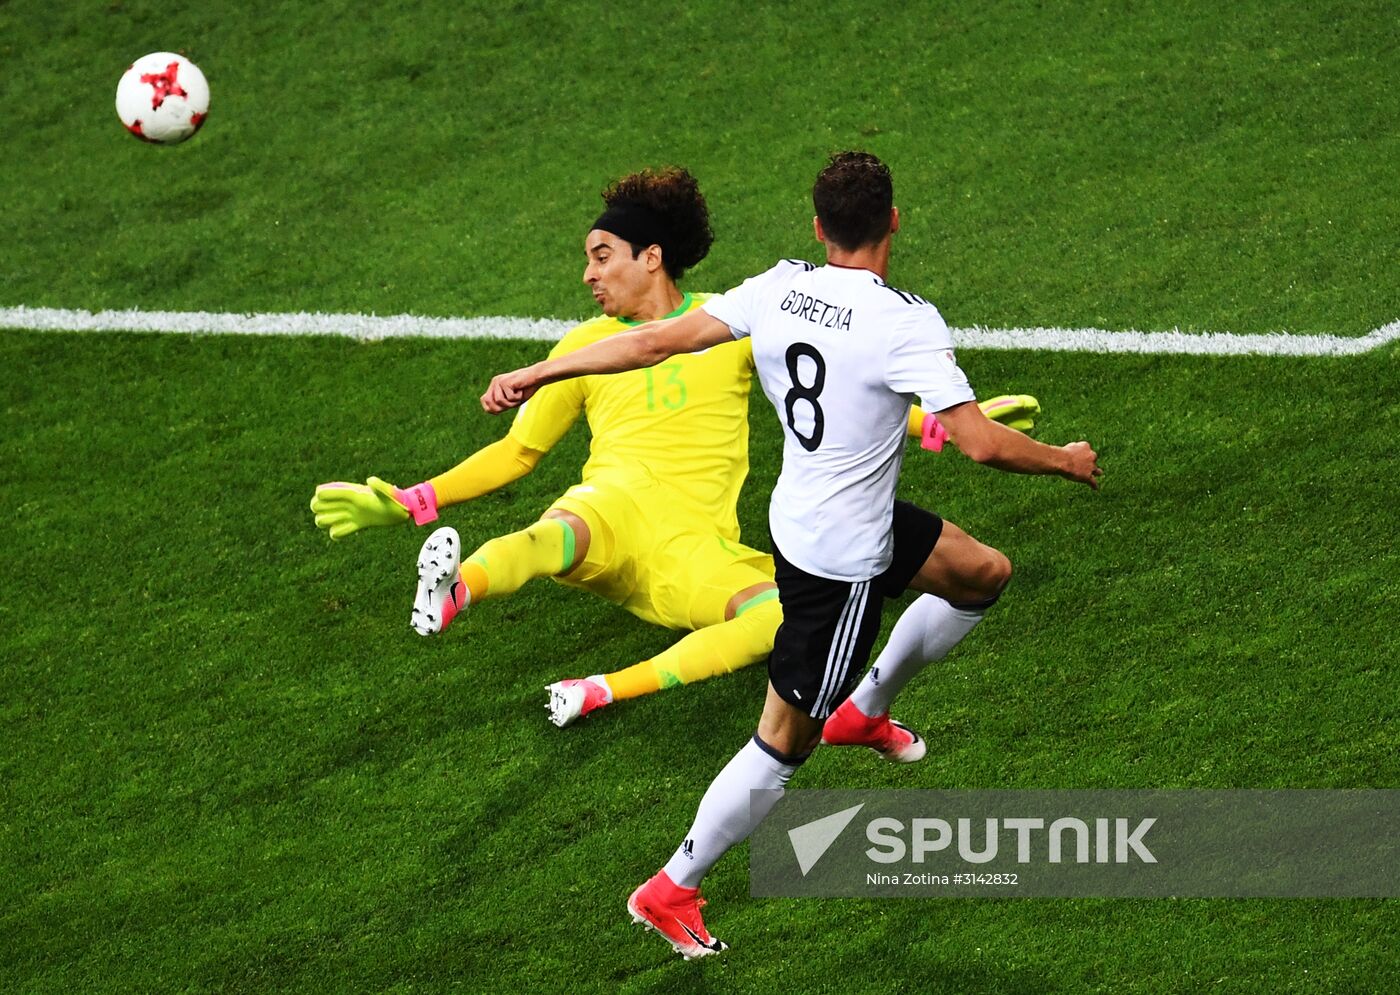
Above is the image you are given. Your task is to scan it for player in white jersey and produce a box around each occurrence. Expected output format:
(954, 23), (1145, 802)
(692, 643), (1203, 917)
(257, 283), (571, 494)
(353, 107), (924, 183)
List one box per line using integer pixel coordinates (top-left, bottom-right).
(709, 256), (977, 583)
(482, 151), (1102, 959)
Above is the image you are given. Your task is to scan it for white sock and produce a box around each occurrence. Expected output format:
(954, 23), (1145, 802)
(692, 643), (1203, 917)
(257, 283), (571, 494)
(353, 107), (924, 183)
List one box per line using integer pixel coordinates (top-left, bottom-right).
(662, 737), (801, 888)
(848, 594), (986, 717)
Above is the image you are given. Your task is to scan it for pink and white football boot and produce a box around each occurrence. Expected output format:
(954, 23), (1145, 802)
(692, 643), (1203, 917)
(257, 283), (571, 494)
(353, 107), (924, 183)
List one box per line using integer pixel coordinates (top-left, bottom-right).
(411, 526), (467, 636)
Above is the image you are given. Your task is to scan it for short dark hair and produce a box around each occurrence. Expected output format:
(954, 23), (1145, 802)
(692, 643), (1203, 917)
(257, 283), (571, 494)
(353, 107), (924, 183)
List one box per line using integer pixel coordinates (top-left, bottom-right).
(812, 151), (894, 251)
(600, 167), (714, 281)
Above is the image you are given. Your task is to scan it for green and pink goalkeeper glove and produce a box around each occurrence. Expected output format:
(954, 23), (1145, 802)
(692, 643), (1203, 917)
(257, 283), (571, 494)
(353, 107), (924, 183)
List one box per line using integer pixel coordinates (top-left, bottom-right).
(921, 394), (1042, 452)
(310, 476), (438, 540)
(980, 394), (1041, 433)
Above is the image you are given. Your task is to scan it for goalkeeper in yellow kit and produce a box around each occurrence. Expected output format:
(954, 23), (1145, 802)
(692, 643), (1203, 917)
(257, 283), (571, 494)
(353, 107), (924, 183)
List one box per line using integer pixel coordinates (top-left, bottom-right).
(310, 167), (1039, 727)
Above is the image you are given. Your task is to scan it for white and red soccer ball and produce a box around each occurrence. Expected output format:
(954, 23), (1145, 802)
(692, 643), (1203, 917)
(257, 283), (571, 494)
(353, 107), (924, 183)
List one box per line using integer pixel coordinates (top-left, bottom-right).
(116, 52), (209, 144)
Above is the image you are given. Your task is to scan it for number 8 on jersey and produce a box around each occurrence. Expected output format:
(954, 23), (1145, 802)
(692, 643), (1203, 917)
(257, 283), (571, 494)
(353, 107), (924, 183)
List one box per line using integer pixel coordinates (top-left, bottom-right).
(783, 343), (826, 452)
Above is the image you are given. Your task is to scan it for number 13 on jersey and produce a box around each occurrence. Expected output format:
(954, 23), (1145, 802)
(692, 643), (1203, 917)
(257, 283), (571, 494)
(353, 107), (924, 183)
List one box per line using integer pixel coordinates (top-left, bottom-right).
(644, 363), (688, 411)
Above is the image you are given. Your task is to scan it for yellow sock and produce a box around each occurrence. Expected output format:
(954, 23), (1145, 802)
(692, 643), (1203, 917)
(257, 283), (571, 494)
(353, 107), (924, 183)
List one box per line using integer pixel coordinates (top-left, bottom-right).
(459, 519), (576, 603)
(605, 593), (781, 700)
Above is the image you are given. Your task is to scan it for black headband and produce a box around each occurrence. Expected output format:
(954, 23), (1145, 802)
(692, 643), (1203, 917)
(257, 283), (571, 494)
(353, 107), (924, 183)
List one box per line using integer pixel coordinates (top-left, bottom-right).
(591, 203), (671, 257)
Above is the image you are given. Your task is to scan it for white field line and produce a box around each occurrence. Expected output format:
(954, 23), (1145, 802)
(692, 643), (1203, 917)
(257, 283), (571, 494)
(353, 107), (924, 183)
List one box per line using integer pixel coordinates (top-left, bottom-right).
(2, 305), (1398, 357)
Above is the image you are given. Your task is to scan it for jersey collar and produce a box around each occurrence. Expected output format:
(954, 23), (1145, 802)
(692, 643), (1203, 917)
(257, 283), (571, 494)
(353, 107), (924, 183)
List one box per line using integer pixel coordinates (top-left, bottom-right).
(823, 262), (880, 276)
(618, 291), (693, 326)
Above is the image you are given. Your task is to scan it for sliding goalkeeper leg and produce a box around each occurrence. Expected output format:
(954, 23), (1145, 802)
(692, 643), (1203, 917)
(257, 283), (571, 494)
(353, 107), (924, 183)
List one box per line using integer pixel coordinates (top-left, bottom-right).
(546, 534), (780, 727)
(411, 515), (583, 636)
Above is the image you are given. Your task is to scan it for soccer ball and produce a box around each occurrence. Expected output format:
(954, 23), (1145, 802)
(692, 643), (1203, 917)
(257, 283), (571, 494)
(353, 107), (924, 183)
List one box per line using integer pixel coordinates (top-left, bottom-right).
(115, 52), (209, 144)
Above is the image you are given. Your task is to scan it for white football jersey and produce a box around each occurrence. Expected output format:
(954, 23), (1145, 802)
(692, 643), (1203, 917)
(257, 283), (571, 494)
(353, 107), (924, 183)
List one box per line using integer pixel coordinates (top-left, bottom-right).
(703, 259), (975, 581)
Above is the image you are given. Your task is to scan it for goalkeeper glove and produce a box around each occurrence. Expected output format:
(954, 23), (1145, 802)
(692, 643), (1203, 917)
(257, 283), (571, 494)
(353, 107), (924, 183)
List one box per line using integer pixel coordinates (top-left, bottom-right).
(920, 394), (1042, 452)
(979, 393), (1041, 433)
(310, 476), (438, 540)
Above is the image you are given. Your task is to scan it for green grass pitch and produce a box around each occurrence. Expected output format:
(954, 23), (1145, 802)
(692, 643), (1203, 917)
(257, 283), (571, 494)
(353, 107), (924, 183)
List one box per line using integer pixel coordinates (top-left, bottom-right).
(3, 0), (1398, 991)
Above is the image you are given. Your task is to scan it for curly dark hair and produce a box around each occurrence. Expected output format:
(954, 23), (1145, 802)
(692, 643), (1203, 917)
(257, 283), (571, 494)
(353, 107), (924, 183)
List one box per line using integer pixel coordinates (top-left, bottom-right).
(812, 151), (894, 251)
(601, 167), (714, 281)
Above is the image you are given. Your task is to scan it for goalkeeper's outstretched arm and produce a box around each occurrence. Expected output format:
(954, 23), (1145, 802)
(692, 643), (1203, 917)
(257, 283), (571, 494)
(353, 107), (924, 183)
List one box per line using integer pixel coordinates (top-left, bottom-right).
(310, 436), (546, 541)
(909, 394), (1042, 453)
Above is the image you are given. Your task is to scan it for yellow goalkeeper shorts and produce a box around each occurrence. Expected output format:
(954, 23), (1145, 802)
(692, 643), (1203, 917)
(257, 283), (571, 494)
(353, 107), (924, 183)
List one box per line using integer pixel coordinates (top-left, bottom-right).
(548, 478), (774, 631)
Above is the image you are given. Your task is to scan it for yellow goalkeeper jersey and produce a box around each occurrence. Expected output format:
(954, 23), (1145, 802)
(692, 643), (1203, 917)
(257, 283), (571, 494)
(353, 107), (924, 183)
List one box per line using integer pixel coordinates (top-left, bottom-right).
(508, 292), (755, 540)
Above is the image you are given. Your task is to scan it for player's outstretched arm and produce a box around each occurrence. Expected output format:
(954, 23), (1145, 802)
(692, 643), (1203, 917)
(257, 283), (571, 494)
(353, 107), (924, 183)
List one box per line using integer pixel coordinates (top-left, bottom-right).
(310, 437), (546, 540)
(482, 309), (734, 413)
(935, 400), (1102, 489)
